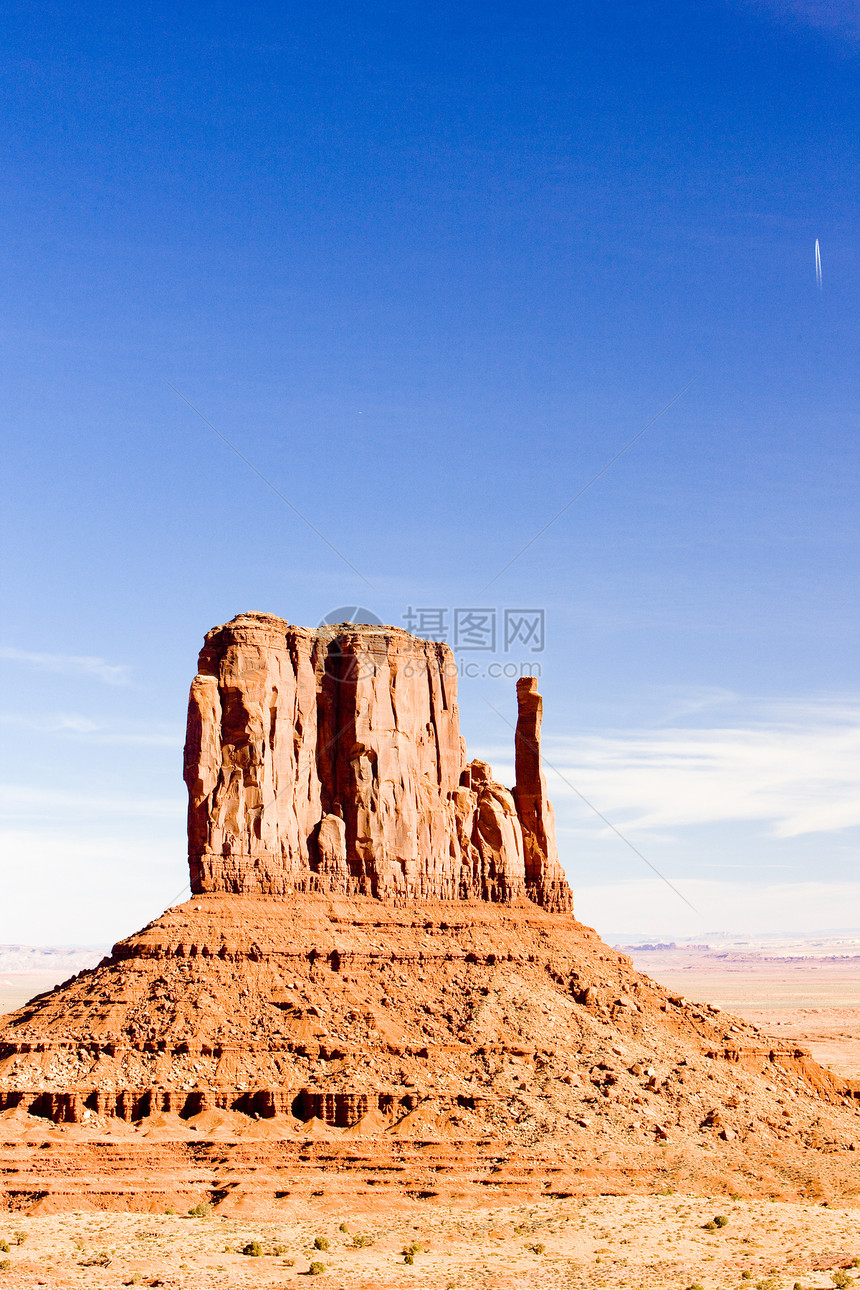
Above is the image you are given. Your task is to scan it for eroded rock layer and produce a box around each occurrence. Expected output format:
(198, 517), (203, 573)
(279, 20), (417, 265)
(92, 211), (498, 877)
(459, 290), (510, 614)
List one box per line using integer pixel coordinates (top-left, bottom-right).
(184, 613), (572, 909)
(0, 895), (858, 1211)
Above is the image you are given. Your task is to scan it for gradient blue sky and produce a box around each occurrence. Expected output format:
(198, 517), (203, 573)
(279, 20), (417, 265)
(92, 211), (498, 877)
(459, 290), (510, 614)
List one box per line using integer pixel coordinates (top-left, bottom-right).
(1, 0), (857, 944)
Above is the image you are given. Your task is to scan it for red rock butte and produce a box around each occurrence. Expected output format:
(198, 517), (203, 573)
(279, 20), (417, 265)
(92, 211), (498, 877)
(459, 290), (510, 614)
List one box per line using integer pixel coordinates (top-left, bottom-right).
(0, 613), (858, 1213)
(184, 613), (571, 910)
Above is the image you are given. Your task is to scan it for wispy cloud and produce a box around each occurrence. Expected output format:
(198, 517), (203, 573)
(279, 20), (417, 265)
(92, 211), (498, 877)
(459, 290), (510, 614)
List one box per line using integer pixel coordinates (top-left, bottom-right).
(0, 712), (180, 745)
(743, 0), (860, 39)
(0, 647), (132, 687)
(542, 696), (860, 840)
(575, 877), (860, 938)
(50, 714), (101, 734)
(0, 784), (182, 820)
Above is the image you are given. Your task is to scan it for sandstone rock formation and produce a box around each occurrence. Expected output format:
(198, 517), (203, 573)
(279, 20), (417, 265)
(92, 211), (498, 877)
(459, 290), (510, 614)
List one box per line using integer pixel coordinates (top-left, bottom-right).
(184, 613), (572, 910)
(0, 612), (857, 1214)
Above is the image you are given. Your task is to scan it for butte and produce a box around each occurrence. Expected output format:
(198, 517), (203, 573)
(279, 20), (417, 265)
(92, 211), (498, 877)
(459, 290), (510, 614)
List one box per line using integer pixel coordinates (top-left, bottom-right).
(0, 612), (857, 1213)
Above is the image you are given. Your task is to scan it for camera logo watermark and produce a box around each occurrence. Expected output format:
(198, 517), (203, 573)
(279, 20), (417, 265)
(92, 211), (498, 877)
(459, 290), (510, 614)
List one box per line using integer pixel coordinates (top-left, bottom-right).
(318, 606), (382, 627)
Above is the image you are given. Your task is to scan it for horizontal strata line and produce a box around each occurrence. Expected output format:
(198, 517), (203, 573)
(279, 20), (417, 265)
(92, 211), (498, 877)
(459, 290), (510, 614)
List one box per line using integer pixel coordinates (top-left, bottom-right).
(2, 1040), (565, 1056)
(110, 946), (556, 959)
(0, 1041), (820, 1060)
(0, 1083), (493, 1095)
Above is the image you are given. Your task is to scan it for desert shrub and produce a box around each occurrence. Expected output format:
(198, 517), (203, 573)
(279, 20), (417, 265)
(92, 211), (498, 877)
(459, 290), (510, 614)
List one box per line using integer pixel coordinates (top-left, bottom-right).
(703, 1220), (717, 1232)
(164, 1206), (176, 1216)
(272, 1244), (289, 1255)
(793, 1282), (805, 1290)
(714, 1215), (729, 1227)
(187, 1202), (212, 1218)
(755, 1279), (778, 1290)
(528, 1242), (546, 1255)
(314, 1236), (330, 1251)
(685, 1283), (704, 1290)
(339, 1222), (348, 1232)
(309, 1261), (325, 1275)
(80, 1251), (111, 1267)
(832, 1274), (851, 1290)
(242, 1241), (263, 1257)
(0, 1260), (10, 1273)
(408, 1242), (423, 1254)
(352, 1234), (374, 1248)
(0, 1244), (7, 1254)
(404, 1253), (414, 1264)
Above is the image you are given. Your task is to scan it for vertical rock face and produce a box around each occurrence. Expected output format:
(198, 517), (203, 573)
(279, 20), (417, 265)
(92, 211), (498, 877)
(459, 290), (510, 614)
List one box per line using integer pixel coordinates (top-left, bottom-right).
(184, 612), (572, 910)
(184, 618), (323, 896)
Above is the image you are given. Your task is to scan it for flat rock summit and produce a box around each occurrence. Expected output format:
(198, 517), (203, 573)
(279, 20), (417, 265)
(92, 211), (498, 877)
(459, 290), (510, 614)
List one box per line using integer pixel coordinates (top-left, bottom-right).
(0, 613), (858, 1214)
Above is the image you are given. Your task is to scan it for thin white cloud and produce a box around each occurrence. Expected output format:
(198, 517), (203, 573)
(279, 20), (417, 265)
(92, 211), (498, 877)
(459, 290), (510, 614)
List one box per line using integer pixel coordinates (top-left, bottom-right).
(743, 0), (860, 38)
(97, 731), (181, 747)
(0, 784), (183, 820)
(654, 685), (740, 720)
(0, 712), (180, 744)
(52, 714), (101, 734)
(575, 877), (860, 938)
(0, 646), (132, 687)
(542, 697), (860, 841)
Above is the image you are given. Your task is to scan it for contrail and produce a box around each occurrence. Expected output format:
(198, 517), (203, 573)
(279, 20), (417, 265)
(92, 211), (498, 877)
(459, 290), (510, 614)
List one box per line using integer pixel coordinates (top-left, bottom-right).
(815, 238), (822, 290)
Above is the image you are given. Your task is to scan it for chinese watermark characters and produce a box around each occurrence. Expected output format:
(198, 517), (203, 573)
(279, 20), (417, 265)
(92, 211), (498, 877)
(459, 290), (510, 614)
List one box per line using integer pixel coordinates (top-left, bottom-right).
(401, 607), (545, 653)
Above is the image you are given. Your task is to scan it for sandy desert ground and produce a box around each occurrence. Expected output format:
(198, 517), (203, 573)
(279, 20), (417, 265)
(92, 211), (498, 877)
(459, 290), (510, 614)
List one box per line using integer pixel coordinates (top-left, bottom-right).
(0, 1192), (858, 1288)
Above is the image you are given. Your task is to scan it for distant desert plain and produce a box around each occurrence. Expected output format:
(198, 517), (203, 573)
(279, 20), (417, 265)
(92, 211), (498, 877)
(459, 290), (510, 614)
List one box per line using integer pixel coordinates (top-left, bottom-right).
(623, 934), (860, 1082)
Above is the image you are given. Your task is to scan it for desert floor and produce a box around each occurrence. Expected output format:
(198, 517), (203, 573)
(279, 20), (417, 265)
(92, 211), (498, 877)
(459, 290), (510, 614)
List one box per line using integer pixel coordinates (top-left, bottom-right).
(0, 976), (66, 1018)
(626, 943), (860, 1081)
(0, 1192), (859, 1288)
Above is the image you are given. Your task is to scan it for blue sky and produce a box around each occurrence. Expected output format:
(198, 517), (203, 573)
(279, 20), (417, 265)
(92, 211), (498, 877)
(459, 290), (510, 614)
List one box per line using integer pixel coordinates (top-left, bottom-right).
(1, 0), (857, 943)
